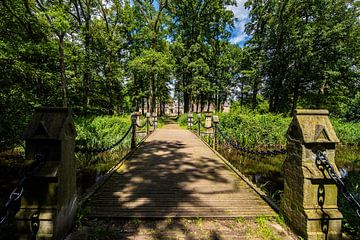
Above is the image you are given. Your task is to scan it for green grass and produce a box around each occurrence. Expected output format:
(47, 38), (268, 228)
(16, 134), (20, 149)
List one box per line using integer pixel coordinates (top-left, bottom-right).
(75, 114), (132, 151)
(178, 106), (360, 147)
(255, 216), (280, 240)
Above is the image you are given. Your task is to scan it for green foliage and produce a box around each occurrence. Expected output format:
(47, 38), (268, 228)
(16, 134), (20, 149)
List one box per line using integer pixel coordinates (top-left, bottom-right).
(245, 0), (360, 113)
(75, 115), (131, 150)
(338, 172), (360, 237)
(218, 106), (291, 148)
(344, 92), (360, 122)
(332, 119), (360, 145)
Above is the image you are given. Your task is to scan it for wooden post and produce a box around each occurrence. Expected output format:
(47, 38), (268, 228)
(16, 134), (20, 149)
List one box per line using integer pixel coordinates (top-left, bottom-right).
(146, 112), (150, 135)
(212, 115), (219, 150)
(131, 113), (137, 149)
(281, 109), (342, 239)
(197, 114), (201, 136)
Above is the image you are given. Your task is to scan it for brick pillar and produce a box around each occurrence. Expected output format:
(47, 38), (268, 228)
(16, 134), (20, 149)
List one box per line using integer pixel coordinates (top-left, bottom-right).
(281, 109), (343, 240)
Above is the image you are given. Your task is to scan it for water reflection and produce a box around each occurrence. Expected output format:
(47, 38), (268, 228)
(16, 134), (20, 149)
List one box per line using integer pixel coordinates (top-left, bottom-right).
(217, 143), (360, 205)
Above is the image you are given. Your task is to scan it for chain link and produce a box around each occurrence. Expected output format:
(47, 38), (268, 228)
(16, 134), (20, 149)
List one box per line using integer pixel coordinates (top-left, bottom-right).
(136, 118), (149, 129)
(0, 153), (45, 225)
(315, 151), (360, 218)
(215, 125), (286, 156)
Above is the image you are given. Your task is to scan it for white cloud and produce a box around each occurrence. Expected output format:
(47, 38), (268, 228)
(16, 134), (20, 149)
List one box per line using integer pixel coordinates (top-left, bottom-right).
(226, 0), (250, 45)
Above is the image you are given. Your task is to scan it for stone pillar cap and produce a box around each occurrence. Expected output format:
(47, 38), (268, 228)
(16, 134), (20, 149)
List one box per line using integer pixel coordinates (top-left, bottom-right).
(213, 116), (219, 123)
(287, 109), (339, 144)
(24, 107), (76, 140)
(295, 109), (329, 115)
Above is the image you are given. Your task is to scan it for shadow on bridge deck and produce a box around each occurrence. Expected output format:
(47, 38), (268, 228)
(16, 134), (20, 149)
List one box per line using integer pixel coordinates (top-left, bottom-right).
(86, 123), (276, 219)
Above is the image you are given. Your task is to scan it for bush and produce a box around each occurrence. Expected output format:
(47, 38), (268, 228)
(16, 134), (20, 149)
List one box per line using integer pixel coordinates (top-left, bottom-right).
(218, 106), (291, 148)
(344, 92), (360, 122)
(332, 119), (360, 145)
(75, 115), (132, 150)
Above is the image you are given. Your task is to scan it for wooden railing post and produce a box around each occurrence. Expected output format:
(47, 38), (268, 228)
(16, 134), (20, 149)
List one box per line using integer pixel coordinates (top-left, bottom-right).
(212, 115), (219, 150)
(197, 114), (201, 136)
(146, 112), (150, 135)
(131, 113), (137, 149)
(281, 109), (342, 239)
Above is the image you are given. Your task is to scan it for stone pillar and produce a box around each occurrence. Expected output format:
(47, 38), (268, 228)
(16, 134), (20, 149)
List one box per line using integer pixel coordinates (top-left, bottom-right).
(281, 109), (343, 240)
(135, 112), (140, 127)
(146, 112), (150, 135)
(131, 113), (137, 149)
(152, 113), (157, 130)
(187, 114), (193, 129)
(205, 113), (212, 133)
(197, 114), (201, 136)
(212, 115), (219, 150)
(17, 107), (77, 240)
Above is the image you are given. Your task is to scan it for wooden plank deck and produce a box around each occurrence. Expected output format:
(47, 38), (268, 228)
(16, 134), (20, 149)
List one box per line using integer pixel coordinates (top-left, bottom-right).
(87, 123), (276, 218)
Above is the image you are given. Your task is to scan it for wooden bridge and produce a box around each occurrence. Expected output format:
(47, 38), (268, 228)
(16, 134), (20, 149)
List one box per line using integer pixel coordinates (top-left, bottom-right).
(7, 108), (346, 239)
(86, 123), (276, 218)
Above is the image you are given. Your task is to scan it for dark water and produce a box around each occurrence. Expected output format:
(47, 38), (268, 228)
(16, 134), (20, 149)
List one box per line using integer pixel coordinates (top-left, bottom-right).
(218, 143), (360, 237)
(76, 148), (130, 196)
(218, 144), (360, 205)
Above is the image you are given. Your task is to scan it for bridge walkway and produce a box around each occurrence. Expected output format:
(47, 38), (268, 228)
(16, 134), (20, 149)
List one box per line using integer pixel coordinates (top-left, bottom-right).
(86, 123), (276, 218)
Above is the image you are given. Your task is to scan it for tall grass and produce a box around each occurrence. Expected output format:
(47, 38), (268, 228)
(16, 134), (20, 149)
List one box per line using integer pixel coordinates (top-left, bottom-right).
(75, 115), (132, 151)
(217, 108), (290, 148)
(178, 107), (360, 147)
(332, 119), (360, 145)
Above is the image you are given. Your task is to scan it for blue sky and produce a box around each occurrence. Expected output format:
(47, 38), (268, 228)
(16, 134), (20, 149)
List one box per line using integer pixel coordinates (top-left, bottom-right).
(227, 0), (250, 46)
(152, 0), (250, 46)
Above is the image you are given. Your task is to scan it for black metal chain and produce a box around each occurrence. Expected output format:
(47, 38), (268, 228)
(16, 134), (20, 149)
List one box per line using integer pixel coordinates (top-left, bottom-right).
(75, 125), (133, 154)
(0, 153), (45, 225)
(315, 151), (360, 218)
(215, 125), (287, 156)
(136, 119), (149, 129)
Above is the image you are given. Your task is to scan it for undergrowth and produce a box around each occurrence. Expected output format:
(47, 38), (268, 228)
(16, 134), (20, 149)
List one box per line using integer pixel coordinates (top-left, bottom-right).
(177, 106), (360, 147)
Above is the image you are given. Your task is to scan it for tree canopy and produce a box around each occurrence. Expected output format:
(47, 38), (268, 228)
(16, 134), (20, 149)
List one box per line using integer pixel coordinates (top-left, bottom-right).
(1, 0), (359, 149)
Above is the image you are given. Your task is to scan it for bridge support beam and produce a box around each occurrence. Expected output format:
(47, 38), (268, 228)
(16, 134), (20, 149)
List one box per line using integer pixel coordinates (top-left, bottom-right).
(17, 107), (77, 240)
(281, 109), (343, 240)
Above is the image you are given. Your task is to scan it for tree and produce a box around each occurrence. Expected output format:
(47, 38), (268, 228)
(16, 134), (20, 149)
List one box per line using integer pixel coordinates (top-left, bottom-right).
(245, 0), (360, 114)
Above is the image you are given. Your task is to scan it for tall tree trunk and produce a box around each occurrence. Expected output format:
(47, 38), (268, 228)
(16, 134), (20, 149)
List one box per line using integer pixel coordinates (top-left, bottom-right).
(83, 21), (91, 112)
(106, 53), (114, 115)
(141, 97), (145, 115)
(252, 78), (258, 109)
(240, 81), (244, 106)
(59, 35), (68, 107)
(177, 95), (180, 116)
(291, 79), (300, 116)
(184, 91), (190, 113)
